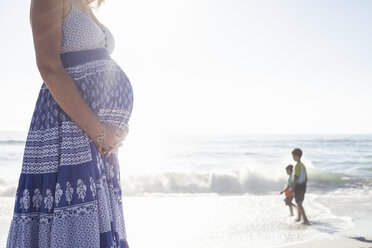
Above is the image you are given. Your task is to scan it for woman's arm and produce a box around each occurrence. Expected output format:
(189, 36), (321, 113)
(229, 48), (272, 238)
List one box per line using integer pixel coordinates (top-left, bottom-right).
(30, 0), (104, 141)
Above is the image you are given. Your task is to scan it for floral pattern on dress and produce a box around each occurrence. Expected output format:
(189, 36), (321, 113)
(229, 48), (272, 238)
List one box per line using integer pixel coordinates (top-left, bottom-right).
(43, 189), (54, 212)
(32, 188), (42, 211)
(66, 181), (74, 205)
(55, 183), (63, 207)
(19, 189), (30, 210)
(77, 179), (87, 202)
(90, 177), (96, 198)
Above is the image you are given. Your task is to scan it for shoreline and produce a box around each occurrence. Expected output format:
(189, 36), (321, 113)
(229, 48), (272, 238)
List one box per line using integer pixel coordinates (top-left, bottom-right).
(280, 237), (372, 248)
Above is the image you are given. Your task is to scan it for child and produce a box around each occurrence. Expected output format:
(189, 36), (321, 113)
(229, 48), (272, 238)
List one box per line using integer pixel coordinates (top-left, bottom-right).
(280, 165), (297, 216)
(290, 148), (310, 225)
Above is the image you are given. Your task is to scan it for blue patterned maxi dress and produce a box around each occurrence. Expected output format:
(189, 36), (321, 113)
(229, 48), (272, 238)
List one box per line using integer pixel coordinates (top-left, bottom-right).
(6, 2), (133, 247)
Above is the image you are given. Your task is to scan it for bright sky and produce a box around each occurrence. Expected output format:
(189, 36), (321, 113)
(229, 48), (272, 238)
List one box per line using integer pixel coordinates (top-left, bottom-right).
(1, 0), (371, 135)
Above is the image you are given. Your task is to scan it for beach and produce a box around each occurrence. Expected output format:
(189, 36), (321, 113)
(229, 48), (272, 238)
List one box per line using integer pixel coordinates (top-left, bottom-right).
(282, 238), (372, 248)
(2, 0), (372, 245)
(2, 194), (372, 248)
(1, 133), (372, 247)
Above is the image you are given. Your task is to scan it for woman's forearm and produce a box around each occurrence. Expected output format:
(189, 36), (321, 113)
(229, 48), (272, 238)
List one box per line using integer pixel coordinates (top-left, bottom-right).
(38, 64), (104, 140)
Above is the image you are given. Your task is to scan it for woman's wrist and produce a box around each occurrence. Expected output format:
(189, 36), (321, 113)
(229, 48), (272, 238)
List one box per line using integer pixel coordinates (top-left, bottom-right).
(91, 125), (106, 144)
(85, 115), (105, 141)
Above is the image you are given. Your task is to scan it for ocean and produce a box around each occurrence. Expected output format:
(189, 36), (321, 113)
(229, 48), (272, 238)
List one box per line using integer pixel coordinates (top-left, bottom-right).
(1, 131), (371, 247)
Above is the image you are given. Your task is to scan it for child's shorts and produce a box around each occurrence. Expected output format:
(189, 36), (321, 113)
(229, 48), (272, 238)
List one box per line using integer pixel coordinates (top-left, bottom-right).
(284, 196), (293, 206)
(294, 183), (307, 204)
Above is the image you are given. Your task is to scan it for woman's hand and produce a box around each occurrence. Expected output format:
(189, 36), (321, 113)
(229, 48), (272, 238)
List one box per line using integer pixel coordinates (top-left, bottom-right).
(93, 124), (129, 157)
(103, 125), (129, 157)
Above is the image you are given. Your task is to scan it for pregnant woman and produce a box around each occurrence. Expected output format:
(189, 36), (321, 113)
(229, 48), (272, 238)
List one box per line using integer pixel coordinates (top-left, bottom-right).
(6, 0), (133, 247)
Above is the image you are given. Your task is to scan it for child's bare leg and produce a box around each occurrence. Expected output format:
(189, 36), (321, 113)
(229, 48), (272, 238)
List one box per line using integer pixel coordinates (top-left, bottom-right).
(296, 203), (302, 222)
(289, 205), (294, 216)
(291, 203), (297, 216)
(299, 205), (309, 225)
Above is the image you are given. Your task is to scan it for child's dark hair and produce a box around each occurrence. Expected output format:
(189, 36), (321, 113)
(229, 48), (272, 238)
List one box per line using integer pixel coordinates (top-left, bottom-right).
(292, 148), (302, 158)
(286, 164), (293, 171)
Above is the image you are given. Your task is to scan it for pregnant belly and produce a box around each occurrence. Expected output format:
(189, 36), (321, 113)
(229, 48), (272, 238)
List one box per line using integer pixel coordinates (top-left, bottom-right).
(67, 59), (134, 132)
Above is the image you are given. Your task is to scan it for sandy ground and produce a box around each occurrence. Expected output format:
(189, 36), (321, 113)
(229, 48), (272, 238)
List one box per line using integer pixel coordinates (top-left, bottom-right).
(282, 238), (372, 248)
(2, 195), (372, 248)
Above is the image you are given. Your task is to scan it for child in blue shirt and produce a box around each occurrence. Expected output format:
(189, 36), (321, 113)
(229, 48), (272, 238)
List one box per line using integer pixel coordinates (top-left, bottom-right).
(280, 165), (297, 216)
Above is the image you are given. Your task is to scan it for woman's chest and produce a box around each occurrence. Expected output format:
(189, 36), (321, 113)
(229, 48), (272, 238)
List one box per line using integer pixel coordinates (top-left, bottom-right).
(61, 5), (115, 54)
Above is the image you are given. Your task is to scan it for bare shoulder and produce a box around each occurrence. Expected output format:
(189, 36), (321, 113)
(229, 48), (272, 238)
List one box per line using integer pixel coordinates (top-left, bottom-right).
(29, 0), (64, 36)
(30, 0), (64, 25)
(30, 0), (65, 71)
(30, 0), (71, 24)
